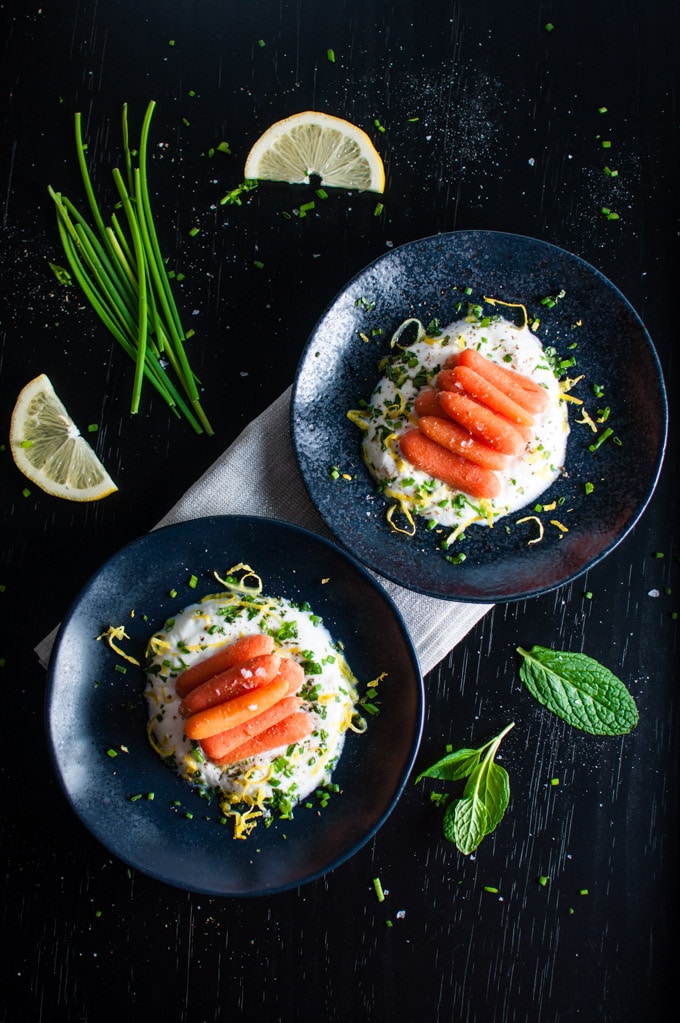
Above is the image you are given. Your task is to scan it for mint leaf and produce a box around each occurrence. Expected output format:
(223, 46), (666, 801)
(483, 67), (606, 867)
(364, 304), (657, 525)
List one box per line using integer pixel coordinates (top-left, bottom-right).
(517, 646), (638, 735)
(465, 759), (510, 835)
(418, 723), (514, 854)
(444, 795), (489, 854)
(414, 747), (481, 783)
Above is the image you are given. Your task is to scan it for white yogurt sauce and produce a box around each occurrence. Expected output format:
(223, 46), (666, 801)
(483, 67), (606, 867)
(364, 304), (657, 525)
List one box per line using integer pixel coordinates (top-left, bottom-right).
(361, 315), (569, 532)
(144, 589), (361, 832)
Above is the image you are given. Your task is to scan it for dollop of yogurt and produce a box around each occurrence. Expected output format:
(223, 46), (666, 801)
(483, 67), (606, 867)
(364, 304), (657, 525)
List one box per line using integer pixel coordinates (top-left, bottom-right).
(144, 589), (361, 830)
(360, 315), (569, 532)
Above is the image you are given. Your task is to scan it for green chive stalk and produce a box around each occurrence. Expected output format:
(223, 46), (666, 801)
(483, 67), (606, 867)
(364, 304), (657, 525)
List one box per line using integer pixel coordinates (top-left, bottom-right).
(48, 101), (213, 434)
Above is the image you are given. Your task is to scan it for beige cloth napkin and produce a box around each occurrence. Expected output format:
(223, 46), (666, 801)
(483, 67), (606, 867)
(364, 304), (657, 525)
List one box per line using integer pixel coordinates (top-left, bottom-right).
(36, 387), (492, 673)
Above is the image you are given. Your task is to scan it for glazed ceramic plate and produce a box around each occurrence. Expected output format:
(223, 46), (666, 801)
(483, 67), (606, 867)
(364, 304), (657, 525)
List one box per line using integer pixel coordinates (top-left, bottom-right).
(46, 516), (423, 896)
(291, 230), (667, 602)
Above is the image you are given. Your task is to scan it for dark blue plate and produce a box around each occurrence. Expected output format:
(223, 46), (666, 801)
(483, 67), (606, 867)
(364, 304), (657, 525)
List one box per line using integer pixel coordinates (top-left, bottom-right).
(45, 515), (423, 896)
(291, 230), (668, 602)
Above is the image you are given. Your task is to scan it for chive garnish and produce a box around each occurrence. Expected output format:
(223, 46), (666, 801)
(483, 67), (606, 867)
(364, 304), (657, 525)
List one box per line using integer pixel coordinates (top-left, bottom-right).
(48, 102), (213, 435)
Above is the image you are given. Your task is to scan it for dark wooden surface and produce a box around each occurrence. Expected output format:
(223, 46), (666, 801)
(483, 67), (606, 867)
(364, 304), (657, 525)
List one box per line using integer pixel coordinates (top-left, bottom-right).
(1, 2), (678, 1021)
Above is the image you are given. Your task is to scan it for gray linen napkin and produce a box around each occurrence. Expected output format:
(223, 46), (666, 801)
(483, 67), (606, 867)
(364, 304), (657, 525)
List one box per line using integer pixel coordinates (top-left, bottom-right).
(36, 387), (492, 673)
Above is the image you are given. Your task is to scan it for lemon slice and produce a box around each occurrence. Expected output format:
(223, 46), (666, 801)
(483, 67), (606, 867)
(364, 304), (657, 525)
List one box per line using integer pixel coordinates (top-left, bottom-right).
(244, 111), (385, 193)
(10, 374), (118, 501)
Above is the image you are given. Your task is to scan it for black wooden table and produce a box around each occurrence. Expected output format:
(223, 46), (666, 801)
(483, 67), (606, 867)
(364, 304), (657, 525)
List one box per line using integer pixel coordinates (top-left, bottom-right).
(2, 2), (677, 1020)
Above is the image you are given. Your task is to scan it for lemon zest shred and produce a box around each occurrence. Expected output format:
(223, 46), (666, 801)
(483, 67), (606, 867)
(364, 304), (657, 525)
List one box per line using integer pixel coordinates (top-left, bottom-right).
(516, 514), (545, 544)
(347, 408), (370, 431)
(359, 331), (370, 343)
(348, 712), (368, 734)
(146, 720), (175, 758)
(550, 519), (569, 533)
(482, 296), (529, 329)
(385, 494), (417, 536)
(226, 807), (263, 839)
(575, 408), (598, 432)
(444, 513), (483, 548)
(390, 317), (426, 350)
(96, 625), (140, 666)
(213, 563), (263, 595)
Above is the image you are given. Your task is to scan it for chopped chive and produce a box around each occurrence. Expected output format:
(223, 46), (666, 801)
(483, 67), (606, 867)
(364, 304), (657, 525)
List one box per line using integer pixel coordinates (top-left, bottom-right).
(327, 48), (336, 63)
(374, 202), (384, 216)
(372, 877), (385, 902)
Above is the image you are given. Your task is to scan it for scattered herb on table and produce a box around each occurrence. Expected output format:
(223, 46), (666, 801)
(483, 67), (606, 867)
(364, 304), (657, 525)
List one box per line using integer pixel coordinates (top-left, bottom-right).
(517, 646), (638, 735)
(48, 101), (213, 435)
(416, 722), (514, 855)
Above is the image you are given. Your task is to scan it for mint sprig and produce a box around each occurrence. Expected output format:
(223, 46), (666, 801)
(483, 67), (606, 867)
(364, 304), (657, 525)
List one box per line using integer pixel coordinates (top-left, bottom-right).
(416, 723), (514, 855)
(517, 646), (638, 735)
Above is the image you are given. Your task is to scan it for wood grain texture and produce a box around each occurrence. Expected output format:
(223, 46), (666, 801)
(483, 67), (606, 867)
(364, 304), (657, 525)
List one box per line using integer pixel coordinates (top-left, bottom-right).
(1, 1), (677, 1020)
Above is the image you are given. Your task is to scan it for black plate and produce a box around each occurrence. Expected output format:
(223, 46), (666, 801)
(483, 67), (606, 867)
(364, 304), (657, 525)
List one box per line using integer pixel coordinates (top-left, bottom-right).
(291, 230), (668, 602)
(45, 515), (423, 896)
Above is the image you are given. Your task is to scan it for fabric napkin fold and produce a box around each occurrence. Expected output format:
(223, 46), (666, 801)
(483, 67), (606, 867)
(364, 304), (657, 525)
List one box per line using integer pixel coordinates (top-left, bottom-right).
(36, 387), (492, 674)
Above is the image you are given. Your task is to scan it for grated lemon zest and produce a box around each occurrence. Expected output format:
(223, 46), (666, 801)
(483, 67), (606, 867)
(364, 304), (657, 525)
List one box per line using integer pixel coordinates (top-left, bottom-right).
(482, 296), (528, 330)
(213, 563), (263, 595)
(384, 431), (407, 471)
(550, 519), (569, 533)
(390, 317), (425, 350)
(516, 515), (545, 544)
(347, 408), (370, 431)
(147, 720), (175, 758)
(226, 807), (263, 839)
(385, 493), (417, 536)
(444, 513), (483, 548)
(97, 625), (140, 666)
(575, 408), (598, 432)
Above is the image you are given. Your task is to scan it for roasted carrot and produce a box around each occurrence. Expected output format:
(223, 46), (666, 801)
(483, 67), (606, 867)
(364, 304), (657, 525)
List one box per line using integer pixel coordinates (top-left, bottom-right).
(418, 416), (511, 470)
(413, 388), (442, 418)
(399, 429), (501, 498)
(200, 696), (303, 762)
(438, 390), (527, 456)
(179, 652), (282, 718)
(213, 711), (314, 767)
(277, 656), (305, 695)
(434, 368), (460, 392)
(174, 633), (275, 698)
(443, 352), (461, 368)
(184, 676), (289, 741)
(451, 365), (535, 426)
(459, 348), (549, 414)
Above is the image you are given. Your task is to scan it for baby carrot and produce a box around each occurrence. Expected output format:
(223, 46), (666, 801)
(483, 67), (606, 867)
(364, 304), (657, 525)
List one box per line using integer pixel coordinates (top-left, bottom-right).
(200, 696), (303, 762)
(184, 676), (289, 741)
(277, 656), (305, 695)
(399, 428), (501, 498)
(438, 390), (527, 456)
(213, 710), (313, 766)
(179, 653), (282, 718)
(413, 388), (442, 418)
(175, 633), (275, 697)
(458, 348), (549, 414)
(443, 352), (461, 368)
(434, 368), (459, 392)
(418, 415), (511, 470)
(451, 365), (535, 426)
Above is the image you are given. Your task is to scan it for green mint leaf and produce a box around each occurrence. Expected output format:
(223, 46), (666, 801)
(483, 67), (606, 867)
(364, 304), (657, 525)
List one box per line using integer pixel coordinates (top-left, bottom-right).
(464, 759), (510, 835)
(517, 646), (638, 735)
(415, 748), (481, 783)
(445, 795), (490, 855)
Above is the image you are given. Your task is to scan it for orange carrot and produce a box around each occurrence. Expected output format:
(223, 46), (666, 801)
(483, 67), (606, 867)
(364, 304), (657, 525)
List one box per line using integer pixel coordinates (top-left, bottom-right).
(413, 388), (442, 418)
(200, 696), (303, 762)
(451, 365), (535, 426)
(277, 656), (305, 695)
(213, 711), (314, 766)
(443, 352), (461, 368)
(179, 653), (282, 718)
(438, 390), (527, 456)
(418, 416), (511, 471)
(175, 633), (275, 697)
(399, 429), (501, 498)
(434, 368), (459, 392)
(184, 676), (289, 741)
(458, 348), (549, 414)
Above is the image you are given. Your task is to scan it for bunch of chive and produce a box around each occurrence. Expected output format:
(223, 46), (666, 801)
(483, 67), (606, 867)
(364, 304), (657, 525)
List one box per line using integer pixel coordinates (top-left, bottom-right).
(48, 101), (213, 435)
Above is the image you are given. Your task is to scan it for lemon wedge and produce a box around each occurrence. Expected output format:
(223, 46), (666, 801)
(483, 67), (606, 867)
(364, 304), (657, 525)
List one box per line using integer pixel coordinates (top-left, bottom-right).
(10, 374), (118, 501)
(244, 111), (385, 193)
